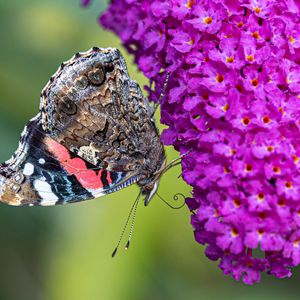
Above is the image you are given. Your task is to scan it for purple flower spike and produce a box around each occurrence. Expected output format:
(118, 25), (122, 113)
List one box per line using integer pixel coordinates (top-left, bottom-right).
(99, 0), (300, 284)
(81, 0), (91, 7)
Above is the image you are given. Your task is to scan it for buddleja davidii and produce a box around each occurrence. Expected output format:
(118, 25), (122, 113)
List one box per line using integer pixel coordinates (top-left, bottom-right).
(84, 0), (300, 284)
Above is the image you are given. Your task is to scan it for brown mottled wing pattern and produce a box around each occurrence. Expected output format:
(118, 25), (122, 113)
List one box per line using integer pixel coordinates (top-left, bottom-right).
(41, 48), (159, 175)
(0, 47), (166, 206)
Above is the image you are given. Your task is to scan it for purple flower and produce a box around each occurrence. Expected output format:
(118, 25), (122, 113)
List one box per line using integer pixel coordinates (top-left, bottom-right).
(170, 29), (196, 53)
(81, 0), (91, 7)
(98, 0), (300, 284)
(187, 1), (227, 34)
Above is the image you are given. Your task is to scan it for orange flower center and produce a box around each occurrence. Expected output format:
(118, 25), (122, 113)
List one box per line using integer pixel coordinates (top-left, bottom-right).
(185, 0), (196, 9)
(285, 181), (293, 189)
(252, 31), (260, 39)
(224, 166), (230, 174)
(216, 74), (224, 83)
(222, 103), (229, 112)
(242, 116), (250, 125)
(246, 54), (254, 62)
(202, 92), (209, 100)
(251, 78), (259, 87)
(236, 84), (243, 93)
(262, 116), (271, 124)
(245, 164), (252, 172)
(226, 56), (234, 63)
(257, 229), (264, 235)
(293, 240), (300, 248)
(286, 76), (292, 84)
(204, 16), (213, 24)
(231, 228), (239, 237)
(233, 199), (241, 208)
(289, 36), (295, 44)
(293, 155), (299, 164)
(254, 7), (262, 14)
(257, 192), (265, 202)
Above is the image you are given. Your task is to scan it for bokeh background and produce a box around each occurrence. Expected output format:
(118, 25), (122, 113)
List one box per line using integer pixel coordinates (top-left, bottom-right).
(0, 0), (300, 299)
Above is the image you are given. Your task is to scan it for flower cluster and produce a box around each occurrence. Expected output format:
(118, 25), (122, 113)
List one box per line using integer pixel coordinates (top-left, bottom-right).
(90, 0), (300, 284)
(81, 0), (91, 6)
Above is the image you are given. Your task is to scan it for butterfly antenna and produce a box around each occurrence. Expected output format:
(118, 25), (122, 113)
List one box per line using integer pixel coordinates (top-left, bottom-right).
(125, 192), (140, 250)
(112, 190), (142, 257)
(152, 72), (170, 116)
(156, 192), (186, 210)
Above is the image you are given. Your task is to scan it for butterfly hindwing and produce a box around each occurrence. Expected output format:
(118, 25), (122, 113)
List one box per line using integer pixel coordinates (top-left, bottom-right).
(0, 117), (140, 206)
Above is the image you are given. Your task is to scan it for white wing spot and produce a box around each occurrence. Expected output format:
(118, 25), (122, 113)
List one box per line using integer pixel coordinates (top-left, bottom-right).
(38, 158), (46, 165)
(33, 179), (58, 206)
(23, 163), (34, 176)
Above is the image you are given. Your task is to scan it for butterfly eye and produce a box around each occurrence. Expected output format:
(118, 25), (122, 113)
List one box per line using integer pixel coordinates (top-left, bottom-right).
(88, 67), (105, 85)
(75, 75), (89, 90)
(60, 97), (77, 115)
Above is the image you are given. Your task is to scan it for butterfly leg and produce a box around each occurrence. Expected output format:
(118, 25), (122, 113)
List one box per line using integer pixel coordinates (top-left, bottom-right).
(153, 149), (191, 177)
(151, 72), (170, 117)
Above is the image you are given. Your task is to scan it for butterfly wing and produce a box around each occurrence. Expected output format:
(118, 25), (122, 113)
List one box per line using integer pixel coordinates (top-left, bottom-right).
(0, 116), (141, 206)
(0, 47), (166, 206)
(41, 47), (157, 173)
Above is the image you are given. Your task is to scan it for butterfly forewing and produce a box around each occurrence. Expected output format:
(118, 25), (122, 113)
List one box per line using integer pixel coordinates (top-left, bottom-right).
(42, 48), (153, 173)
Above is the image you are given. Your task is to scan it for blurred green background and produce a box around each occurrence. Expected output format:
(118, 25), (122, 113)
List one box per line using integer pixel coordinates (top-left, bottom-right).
(0, 1), (300, 299)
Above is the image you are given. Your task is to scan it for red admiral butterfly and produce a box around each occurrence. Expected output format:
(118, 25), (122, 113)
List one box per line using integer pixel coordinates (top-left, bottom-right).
(0, 47), (170, 208)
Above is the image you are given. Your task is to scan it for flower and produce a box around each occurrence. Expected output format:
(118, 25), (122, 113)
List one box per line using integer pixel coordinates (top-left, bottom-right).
(81, 0), (91, 7)
(89, 0), (300, 284)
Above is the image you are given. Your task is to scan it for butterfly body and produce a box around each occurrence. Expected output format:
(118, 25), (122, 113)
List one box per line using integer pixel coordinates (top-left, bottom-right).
(0, 48), (166, 206)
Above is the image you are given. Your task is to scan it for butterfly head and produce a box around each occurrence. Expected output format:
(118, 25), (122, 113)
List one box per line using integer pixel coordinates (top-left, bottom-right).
(143, 181), (159, 206)
(138, 157), (167, 206)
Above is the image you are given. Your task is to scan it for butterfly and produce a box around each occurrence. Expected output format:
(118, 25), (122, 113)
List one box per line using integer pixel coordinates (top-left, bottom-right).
(0, 47), (171, 208)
